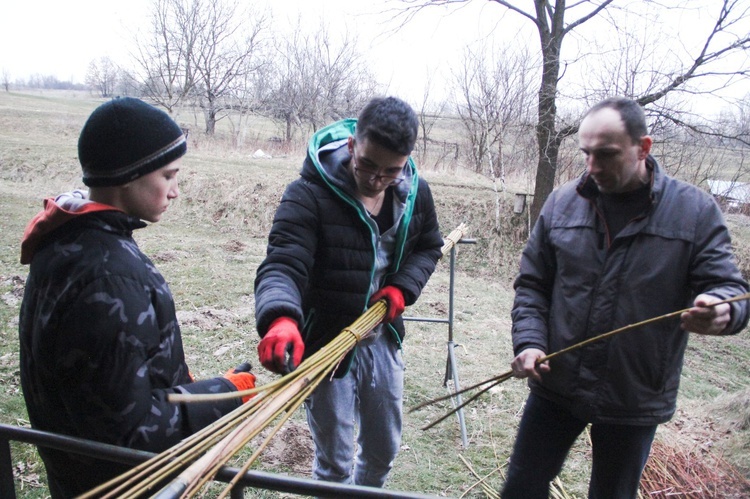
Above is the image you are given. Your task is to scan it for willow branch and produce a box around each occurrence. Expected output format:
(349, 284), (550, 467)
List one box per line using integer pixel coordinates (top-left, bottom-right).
(412, 292), (750, 429)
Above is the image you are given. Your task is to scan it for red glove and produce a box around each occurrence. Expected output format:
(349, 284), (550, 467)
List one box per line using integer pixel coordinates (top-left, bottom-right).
(257, 317), (304, 374)
(370, 285), (405, 324)
(223, 362), (256, 403)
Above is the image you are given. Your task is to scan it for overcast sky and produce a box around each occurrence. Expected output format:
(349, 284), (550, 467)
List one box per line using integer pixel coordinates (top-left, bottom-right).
(0, 0), (511, 103)
(1, 0), (748, 114)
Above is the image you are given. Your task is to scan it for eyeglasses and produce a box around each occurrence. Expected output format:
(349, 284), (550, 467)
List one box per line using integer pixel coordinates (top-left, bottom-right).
(353, 167), (406, 185)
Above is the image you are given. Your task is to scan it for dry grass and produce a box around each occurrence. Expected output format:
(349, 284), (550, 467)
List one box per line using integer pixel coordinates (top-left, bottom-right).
(639, 439), (750, 498)
(1, 90), (749, 498)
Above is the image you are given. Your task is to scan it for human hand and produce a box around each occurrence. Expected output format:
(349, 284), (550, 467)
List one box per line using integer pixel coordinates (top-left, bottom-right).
(510, 348), (550, 382)
(223, 362), (256, 403)
(370, 285), (405, 323)
(680, 294), (730, 335)
(257, 317), (304, 374)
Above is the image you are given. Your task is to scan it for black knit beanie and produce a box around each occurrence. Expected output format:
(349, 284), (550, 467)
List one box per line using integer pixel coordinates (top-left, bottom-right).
(78, 97), (187, 187)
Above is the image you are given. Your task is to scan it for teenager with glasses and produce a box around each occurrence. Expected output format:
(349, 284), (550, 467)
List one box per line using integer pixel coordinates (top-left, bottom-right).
(254, 96), (443, 487)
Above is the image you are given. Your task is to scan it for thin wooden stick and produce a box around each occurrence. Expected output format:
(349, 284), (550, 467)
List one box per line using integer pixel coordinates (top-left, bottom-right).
(412, 292), (750, 429)
(79, 392), (272, 498)
(215, 370), (326, 499)
(170, 374), (316, 498)
(540, 291), (750, 365)
(458, 454), (500, 499)
(409, 371), (513, 412)
(419, 373), (513, 431)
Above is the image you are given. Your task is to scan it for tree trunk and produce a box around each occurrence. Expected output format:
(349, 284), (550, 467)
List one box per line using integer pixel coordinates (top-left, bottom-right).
(529, 5), (563, 225)
(205, 107), (216, 135)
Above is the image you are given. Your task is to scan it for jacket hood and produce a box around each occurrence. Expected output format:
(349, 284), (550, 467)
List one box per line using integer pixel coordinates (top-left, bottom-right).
(303, 118), (419, 203)
(20, 190), (122, 264)
(302, 119), (422, 280)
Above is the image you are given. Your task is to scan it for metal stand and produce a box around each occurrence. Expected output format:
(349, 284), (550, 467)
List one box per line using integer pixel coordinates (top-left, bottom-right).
(404, 238), (476, 448)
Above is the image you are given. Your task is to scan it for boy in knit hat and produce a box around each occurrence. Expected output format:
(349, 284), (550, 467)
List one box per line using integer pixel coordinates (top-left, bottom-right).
(18, 97), (256, 498)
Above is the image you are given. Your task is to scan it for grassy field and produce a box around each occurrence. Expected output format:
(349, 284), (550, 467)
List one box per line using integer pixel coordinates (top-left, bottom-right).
(1, 90), (749, 498)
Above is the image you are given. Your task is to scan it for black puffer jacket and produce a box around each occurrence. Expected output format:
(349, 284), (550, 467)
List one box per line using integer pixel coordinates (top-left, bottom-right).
(19, 195), (242, 497)
(255, 119), (443, 373)
(512, 157), (749, 425)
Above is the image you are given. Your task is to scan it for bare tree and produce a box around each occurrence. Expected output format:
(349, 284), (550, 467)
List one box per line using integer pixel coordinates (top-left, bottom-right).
(579, 6), (750, 150)
(452, 43), (535, 180)
(452, 41), (536, 229)
(115, 69), (143, 97)
(416, 70), (447, 167)
(261, 28), (316, 143)
(225, 57), (267, 147)
(722, 95), (750, 145)
(132, 0), (196, 114)
(1, 68), (10, 92)
(398, 0), (750, 223)
(189, 0), (268, 135)
(311, 27), (380, 129)
(132, 0), (267, 134)
(85, 57), (120, 97)
(263, 22), (379, 142)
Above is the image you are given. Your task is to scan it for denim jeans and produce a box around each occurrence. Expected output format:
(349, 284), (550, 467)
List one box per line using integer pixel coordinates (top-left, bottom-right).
(304, 331), (404, 487)
(501, 393), (657, 499)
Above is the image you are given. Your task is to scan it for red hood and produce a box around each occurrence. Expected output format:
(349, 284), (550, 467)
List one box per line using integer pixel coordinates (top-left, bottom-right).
(20, 192), (120, 264)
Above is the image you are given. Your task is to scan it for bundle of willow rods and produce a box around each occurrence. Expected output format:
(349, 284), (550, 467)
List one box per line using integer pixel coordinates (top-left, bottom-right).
(80, 223), (468, 499)
(411, 292), (750, 431)
(441, 222), (467, 256)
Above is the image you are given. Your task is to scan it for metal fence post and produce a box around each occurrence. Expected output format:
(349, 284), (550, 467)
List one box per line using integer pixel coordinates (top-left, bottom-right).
(444, 244), (468, 448)
(404, 237), (475, 449)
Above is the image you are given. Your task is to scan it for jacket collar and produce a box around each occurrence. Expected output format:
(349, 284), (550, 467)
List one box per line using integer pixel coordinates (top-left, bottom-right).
(576, 154), (661, 203)
(21, 192), (143, 264)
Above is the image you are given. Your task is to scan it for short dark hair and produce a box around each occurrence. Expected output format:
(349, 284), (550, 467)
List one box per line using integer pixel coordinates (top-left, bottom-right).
(355, 96), (418, 156)
(584, 97), (648, 144)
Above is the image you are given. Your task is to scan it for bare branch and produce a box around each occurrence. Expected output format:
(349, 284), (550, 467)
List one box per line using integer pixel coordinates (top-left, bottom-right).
(639, 0), (750, 106)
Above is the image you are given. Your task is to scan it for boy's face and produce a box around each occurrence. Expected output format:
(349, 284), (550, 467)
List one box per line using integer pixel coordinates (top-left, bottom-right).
(347, 136), (409, 198)
(119, 159), (181, 222)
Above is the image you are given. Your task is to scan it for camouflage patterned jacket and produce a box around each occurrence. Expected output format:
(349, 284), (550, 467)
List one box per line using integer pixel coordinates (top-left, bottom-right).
(18, 192), (241, 497)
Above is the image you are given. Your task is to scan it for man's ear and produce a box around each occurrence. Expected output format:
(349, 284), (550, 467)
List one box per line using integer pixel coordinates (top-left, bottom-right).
(638, 135), (653, 159)
(347, 136), (355, 155)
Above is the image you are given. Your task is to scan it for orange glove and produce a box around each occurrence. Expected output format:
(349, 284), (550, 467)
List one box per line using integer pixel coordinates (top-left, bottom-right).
(223, 362), (256, 403)
(257, 317), (304, 374)
(370, 285), (405, 324)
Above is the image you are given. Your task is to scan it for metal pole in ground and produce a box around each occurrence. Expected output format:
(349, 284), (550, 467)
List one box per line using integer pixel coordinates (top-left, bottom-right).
(405, 238), (475, 449)
(443, 244), (468, 448)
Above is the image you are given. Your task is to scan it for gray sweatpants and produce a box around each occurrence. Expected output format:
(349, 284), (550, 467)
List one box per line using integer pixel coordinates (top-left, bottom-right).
(304, 330), (405, 487)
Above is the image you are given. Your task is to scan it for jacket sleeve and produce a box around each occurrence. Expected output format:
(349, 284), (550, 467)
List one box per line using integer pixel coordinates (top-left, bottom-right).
(689, 194), (750, 335)
(510, 193), (557, 355)
(55, 274), (240, 453)
(254, 180), (319, 335)
(388, 179), (443, 305)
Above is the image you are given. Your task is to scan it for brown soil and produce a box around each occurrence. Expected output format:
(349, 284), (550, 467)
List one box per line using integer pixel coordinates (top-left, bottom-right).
(258, 421), (315, 476)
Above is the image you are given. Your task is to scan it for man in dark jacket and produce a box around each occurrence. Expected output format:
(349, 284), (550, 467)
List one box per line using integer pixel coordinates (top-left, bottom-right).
(18, 97), (256, 498)
(254, 96), (443, 487)
(502, 96), (750, 498)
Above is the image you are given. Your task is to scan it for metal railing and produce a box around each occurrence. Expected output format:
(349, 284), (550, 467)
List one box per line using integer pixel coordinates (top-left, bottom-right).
(0, 423), (441, 498)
